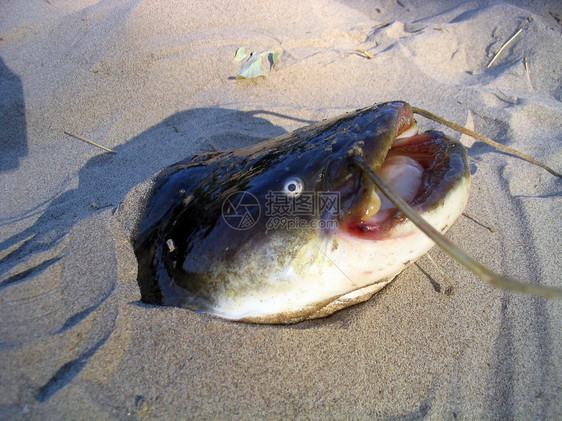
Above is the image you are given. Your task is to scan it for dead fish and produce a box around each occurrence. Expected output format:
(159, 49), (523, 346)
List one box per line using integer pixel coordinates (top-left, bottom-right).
(132, 101), (471, 323)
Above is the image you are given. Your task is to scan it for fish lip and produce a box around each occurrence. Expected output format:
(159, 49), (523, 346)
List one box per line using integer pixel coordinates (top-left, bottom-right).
(343, 128), (470, 239)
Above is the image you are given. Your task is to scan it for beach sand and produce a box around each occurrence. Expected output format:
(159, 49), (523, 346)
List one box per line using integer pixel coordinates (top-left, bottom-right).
(1, 0), (561, 418)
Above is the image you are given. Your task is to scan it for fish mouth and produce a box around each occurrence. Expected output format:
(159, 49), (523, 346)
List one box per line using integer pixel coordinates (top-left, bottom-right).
(343, 108), (470, 240)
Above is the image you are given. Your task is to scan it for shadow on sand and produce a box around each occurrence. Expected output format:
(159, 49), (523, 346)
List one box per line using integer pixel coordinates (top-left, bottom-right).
(0, 57), (28, 173)
(0, 107), (293, 280)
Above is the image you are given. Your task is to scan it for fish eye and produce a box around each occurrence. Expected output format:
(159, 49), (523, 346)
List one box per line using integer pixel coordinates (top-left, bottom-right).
(283, 177), (304, 197)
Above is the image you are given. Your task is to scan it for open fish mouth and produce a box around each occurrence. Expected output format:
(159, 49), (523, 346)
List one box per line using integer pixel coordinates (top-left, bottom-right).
(340, 104), (470, 242)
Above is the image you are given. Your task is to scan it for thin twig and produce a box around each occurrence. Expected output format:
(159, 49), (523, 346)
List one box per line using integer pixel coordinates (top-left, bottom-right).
(462, 212), (495, 233)
(355, 49), (374, 59)
(64, 131), (117, 154)
(373, 22), (391, 30)
(351, 155), (562, 299)
(426, 253), (455, 295)
(524, 56), (533, 90)
(411, 107), (561, 178)
(487, 28), (523, 68)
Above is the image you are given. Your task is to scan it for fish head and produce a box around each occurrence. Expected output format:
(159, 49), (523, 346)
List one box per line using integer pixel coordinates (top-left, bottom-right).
(134, 101), (471, 323)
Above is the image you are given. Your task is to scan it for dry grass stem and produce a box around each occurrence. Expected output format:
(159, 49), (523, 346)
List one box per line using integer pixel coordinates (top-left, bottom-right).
(487, 28), (523, 68)
(412, 107), (561, 178)
(64, 131), (117, 154)
(355, 49), (374, 59)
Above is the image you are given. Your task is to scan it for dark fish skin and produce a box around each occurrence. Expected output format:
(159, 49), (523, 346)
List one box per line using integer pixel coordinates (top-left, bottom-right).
(132, 102), (469, 322)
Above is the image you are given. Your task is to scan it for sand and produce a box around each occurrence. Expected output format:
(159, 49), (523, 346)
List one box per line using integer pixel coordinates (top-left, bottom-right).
(1, 0), (561, 418)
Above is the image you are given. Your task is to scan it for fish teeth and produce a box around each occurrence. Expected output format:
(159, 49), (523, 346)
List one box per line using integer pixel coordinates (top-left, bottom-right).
(394, 121), (419, 145)
(360, 187), (382, 222)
